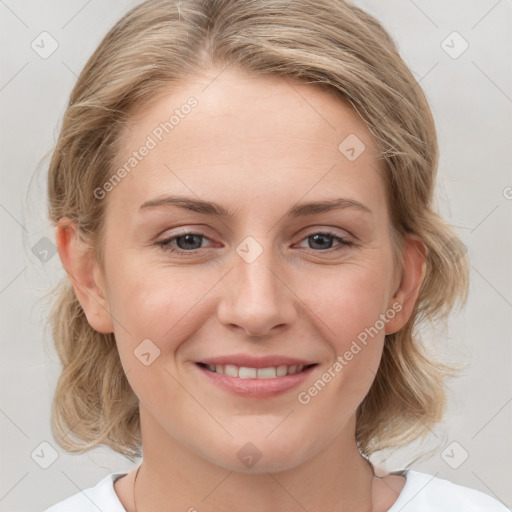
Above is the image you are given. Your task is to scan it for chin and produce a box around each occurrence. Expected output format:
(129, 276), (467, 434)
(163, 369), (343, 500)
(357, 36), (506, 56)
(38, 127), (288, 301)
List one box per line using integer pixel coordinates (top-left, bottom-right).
(200, 433), (314, 474)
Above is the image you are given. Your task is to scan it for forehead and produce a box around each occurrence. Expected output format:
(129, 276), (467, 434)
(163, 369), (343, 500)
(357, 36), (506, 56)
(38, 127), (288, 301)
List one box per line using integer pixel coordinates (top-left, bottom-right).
(110, 67), (387, 215)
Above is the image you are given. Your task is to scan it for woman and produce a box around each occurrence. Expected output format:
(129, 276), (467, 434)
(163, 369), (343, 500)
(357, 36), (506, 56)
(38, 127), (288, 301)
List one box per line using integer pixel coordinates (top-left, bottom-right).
(43, 0), (507, 510)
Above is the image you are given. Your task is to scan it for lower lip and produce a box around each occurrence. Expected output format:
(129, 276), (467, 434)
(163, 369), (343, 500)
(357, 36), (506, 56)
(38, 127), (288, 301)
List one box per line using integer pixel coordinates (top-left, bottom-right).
(194, 363), (316, 398)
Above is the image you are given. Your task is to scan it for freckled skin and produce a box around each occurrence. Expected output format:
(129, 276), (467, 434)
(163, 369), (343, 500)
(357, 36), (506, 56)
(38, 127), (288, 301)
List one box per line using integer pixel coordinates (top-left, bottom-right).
(58, 67), (425, 511)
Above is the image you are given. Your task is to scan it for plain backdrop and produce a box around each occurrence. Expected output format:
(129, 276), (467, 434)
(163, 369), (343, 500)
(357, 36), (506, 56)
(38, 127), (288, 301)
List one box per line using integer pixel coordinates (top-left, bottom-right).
(0, 0), (511, 510)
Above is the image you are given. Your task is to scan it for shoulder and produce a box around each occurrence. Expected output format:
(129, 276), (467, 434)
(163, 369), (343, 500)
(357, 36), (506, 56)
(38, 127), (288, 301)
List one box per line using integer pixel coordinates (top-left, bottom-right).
(388, 470), (509, 511)
(43, 473), (127, 512)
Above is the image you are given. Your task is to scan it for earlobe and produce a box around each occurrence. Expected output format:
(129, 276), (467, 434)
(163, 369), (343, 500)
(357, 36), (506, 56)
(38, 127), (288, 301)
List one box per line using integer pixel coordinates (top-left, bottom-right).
(55, 218), (114, 334)
(385, 236), (427, 335)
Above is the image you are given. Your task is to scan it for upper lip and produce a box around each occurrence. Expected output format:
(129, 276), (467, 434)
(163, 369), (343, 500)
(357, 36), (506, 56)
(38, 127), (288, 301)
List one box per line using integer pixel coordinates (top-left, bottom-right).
(197, 354), (317, 369)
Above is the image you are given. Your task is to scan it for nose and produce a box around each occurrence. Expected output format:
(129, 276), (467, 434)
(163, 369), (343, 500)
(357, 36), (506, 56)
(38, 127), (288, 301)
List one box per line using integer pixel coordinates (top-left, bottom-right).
(217, 242), (297, 337)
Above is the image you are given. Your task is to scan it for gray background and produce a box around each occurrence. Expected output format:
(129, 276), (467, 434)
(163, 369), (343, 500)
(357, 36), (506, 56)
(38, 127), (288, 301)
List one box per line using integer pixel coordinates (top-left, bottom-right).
(1, 0), (511, 510)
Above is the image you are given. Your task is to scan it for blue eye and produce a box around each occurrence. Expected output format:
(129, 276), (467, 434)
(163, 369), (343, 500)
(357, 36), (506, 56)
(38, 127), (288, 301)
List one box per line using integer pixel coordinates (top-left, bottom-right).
(157, 230), (352, 255)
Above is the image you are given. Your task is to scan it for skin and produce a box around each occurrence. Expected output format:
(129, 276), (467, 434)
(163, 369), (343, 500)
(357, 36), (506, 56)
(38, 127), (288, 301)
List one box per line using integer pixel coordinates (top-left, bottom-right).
(56, 67), (426, 511)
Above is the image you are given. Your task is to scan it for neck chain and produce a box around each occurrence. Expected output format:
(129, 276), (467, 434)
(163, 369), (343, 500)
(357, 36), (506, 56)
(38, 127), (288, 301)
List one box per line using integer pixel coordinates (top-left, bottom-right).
(132, 459), (375, 512)
(133, 464), (141, 512)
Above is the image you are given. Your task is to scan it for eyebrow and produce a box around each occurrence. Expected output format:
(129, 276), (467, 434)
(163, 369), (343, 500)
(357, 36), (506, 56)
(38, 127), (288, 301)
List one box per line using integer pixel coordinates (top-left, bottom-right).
(139, 195), (372, 217)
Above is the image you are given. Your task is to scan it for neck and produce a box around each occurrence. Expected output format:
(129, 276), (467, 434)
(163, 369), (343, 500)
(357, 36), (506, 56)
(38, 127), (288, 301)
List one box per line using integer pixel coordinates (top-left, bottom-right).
(132, 408), (374, 512)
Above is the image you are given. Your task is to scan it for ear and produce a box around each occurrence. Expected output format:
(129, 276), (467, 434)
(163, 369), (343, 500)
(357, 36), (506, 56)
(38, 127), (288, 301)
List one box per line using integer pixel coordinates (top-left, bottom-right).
(55, 218), (114, 333)
(385, 235), (427, 335)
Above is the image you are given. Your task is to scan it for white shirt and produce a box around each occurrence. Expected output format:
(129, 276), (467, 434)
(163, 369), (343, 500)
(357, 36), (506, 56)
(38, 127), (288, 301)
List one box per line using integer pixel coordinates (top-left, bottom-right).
(44, 469), (509, 511)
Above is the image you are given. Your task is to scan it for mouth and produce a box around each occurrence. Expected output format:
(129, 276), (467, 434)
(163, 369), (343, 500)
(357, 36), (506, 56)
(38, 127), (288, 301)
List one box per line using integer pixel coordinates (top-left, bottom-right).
(194, 360), (318, 397)
(196, 362), (317, 379)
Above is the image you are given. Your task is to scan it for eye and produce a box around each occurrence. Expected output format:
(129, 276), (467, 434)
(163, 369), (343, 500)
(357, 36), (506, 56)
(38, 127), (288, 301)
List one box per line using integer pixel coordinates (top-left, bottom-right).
(296, 231), (353, 252)
(157, 231), (213, 255)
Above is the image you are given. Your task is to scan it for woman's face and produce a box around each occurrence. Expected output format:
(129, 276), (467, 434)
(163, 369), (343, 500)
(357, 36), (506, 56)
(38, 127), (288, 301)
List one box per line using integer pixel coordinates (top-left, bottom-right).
(72, 67), (421, 472)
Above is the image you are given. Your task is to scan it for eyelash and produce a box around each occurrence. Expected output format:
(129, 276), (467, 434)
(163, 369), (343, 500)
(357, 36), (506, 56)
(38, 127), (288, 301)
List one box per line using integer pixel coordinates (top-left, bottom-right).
(156, 230), (353, 256)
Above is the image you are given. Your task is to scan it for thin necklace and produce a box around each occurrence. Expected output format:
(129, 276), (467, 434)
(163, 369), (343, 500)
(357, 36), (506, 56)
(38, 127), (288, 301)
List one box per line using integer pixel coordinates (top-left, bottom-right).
(132, 459), (375, 512)
(133, 464), (141, 512)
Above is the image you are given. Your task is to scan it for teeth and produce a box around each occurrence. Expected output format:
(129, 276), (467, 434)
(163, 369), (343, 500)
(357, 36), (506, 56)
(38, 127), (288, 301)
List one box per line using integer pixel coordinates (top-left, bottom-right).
(203, 363), (306, 378)
(239, 367), (257, 379)
(224, 364), (238, 377)
(276, 365), (288, 377)
(257, 367), (276, 379)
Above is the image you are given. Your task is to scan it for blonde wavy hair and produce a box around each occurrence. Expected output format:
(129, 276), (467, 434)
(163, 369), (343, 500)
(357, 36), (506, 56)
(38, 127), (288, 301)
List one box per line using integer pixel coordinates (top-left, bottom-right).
(47, 0), (469, 460)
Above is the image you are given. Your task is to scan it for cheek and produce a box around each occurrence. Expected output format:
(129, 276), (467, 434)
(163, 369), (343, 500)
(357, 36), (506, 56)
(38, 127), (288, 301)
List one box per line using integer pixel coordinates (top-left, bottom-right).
(296, 288), (387, 425)
(299, 262), (393, 396)
(305, 263), (392, 343)
(105, 258), (218, 348)
(105, 265), (209, 403)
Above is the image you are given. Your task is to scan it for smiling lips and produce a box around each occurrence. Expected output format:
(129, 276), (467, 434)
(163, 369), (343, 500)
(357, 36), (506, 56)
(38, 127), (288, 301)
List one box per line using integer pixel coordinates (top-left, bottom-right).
(197, 354), (316, 378)
(195, 354), (318, 397)
(198, 362), (313, 379)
